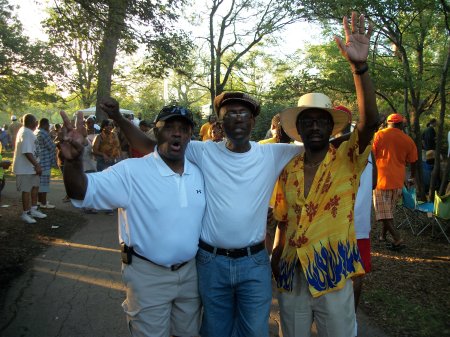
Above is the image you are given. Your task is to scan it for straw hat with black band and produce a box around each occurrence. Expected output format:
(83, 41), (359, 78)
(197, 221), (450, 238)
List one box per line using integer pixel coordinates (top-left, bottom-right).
(280, 93), (350, 142)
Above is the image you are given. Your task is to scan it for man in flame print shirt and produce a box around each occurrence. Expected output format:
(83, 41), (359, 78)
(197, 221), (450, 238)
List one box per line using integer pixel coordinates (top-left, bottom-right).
(273, 130), (370, 296)
(271, 11), (379, 337)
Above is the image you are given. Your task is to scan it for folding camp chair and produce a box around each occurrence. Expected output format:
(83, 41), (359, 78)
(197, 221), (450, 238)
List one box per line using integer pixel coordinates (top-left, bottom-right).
(396, 186), (418, 234)
(418, 192), (450, 243)
(397, 187), (433, 235)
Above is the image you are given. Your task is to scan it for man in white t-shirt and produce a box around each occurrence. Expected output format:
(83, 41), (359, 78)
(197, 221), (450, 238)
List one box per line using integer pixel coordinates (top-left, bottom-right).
(12, 114), (47, 224)
(101, 93), (304, 337)
(58, 106), (206, 337)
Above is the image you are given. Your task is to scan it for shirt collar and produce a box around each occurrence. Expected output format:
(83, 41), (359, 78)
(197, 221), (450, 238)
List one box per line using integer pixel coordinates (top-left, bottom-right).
(153, 146), (191, 177)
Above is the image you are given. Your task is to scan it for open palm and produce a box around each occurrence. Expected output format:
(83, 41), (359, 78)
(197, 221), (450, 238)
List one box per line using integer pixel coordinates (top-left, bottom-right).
(335, 12), (372, 64)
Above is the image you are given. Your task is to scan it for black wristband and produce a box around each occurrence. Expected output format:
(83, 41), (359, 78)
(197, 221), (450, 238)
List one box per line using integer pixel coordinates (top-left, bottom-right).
(353, 63), (369, 75)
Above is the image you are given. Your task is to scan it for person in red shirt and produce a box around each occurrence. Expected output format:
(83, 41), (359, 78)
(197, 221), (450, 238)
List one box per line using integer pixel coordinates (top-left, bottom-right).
(372, 113), (418, 250)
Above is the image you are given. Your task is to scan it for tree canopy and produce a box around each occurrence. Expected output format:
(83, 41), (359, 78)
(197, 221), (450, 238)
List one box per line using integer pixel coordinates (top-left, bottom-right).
(0, 0), (62, 113)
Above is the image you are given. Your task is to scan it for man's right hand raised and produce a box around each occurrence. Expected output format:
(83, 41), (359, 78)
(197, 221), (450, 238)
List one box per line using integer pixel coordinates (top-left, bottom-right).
(100, 97), (122, 121)
(58, 111), (85, 161)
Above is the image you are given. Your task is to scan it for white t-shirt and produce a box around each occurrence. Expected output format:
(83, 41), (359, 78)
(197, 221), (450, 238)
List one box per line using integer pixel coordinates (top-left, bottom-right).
(186, 140), (303, 248)
(72, 150), (206, 267)
(354, 158), (373, 239)
(12, 126), (37, 175)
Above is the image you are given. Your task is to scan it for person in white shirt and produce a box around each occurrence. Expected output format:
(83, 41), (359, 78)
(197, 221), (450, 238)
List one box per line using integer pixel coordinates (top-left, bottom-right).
(12, 114), (47, 224)
(102, 93), (304, 337)
(58, 106), (206, 337)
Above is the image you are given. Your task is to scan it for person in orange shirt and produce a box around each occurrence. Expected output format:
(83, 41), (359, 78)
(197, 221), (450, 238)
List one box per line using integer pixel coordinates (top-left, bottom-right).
(199, 115), (217, 141)
(372, 113), (418, 250)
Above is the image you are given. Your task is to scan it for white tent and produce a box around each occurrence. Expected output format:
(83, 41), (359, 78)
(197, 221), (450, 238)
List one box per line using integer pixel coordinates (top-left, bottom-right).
(77, 106), (134, 118)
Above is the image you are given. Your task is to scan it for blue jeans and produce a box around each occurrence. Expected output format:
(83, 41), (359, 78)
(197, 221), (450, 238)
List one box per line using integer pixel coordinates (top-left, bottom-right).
(196, 247), (272, 337)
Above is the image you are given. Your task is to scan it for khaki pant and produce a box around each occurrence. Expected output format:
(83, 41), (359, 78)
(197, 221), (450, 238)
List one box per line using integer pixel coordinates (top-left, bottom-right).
(121, 257), (200, 337)
(277, 267), (355, 337)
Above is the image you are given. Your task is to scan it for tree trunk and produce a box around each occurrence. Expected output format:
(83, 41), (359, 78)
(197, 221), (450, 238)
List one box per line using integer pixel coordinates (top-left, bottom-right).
(95, 0), (128, 121)
(434, 44), (450, 197)
(410, 108), (426, 199)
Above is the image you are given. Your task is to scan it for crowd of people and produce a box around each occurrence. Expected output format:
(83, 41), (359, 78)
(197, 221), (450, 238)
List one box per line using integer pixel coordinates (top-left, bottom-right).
(56, 11), (379, 337)
(0, 110), (158, 219)
(1, 11), (448, 337)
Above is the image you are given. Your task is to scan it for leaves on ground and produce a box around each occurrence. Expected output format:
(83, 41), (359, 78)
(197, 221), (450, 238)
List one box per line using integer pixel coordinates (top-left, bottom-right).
(362, 221), (450, 337)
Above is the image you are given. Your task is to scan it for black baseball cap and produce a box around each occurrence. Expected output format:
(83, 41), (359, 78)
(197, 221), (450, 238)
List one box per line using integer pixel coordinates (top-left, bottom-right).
(155, 106), (195, 127)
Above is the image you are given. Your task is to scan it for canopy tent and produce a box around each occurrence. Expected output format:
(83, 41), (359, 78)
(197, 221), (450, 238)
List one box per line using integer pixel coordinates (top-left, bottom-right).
(76, 106), (134, 118)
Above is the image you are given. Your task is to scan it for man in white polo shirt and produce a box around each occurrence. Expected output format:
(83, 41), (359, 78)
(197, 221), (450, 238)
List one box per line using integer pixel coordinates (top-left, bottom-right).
(58, 106), (205, 337)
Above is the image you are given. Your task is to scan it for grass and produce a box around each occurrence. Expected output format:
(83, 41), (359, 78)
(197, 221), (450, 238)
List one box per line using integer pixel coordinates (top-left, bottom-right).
(362, 227), (450, 337)
(363, 286), (446, 337)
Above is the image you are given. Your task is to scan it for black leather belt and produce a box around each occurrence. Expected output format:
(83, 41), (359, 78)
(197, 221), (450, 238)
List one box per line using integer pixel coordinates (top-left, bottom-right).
(199, 240), (265, 258)
(126, 245), (188, 271)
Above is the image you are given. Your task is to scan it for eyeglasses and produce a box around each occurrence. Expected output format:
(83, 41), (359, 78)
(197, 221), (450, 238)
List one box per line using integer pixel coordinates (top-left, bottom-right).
(223, 110), (252, 120)
(297, 118), (332, 128)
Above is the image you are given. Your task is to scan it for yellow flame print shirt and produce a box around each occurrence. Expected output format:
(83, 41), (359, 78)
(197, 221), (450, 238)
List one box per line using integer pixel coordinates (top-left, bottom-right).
(274, 130), (370, 297)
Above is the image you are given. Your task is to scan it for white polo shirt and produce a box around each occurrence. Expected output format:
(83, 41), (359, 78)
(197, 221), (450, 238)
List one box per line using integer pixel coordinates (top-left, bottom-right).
(73, 150), (206, 267)
(186, 140), (302, 249)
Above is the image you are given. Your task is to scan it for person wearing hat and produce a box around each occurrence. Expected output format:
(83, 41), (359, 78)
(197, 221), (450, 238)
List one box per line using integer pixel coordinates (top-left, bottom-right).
(97, 11), (378, 337)
(372, 113), (418, 249)
(271, 12), (379, 337)
(101, 93), (303, 337)
(58, 104), (206, 337)
(8, 114), (22, 150)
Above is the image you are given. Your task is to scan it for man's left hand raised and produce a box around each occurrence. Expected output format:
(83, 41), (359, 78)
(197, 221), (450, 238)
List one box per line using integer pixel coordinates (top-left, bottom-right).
(334, 12), (373, 65)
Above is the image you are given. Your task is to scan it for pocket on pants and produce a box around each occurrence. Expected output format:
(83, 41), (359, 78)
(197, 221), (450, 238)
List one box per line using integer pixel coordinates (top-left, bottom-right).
(196, 248), (214, 265)
(251, 250), (270, 265)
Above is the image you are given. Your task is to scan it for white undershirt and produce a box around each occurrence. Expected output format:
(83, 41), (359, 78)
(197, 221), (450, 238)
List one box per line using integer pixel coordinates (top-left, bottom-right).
(354, 159), (373, 239)
(186, 140), (303, 248)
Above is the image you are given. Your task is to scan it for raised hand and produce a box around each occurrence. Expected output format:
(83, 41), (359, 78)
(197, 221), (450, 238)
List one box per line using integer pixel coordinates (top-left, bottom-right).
(58, 111), (86, 160)
(334, 12), (373, 65)
(100, 97), (122, 121)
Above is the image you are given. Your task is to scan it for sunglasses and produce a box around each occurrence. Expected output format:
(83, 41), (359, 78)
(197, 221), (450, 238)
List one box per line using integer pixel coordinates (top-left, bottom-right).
(297, 118), (332, 128)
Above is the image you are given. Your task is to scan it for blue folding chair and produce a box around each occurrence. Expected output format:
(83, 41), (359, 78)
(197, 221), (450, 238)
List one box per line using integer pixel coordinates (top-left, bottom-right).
(397, 187), (434, 235)
(416, 192), (450, 243)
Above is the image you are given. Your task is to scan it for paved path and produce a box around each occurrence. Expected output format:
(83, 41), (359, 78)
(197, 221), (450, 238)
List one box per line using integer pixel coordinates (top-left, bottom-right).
(0, 180), (389, 337)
